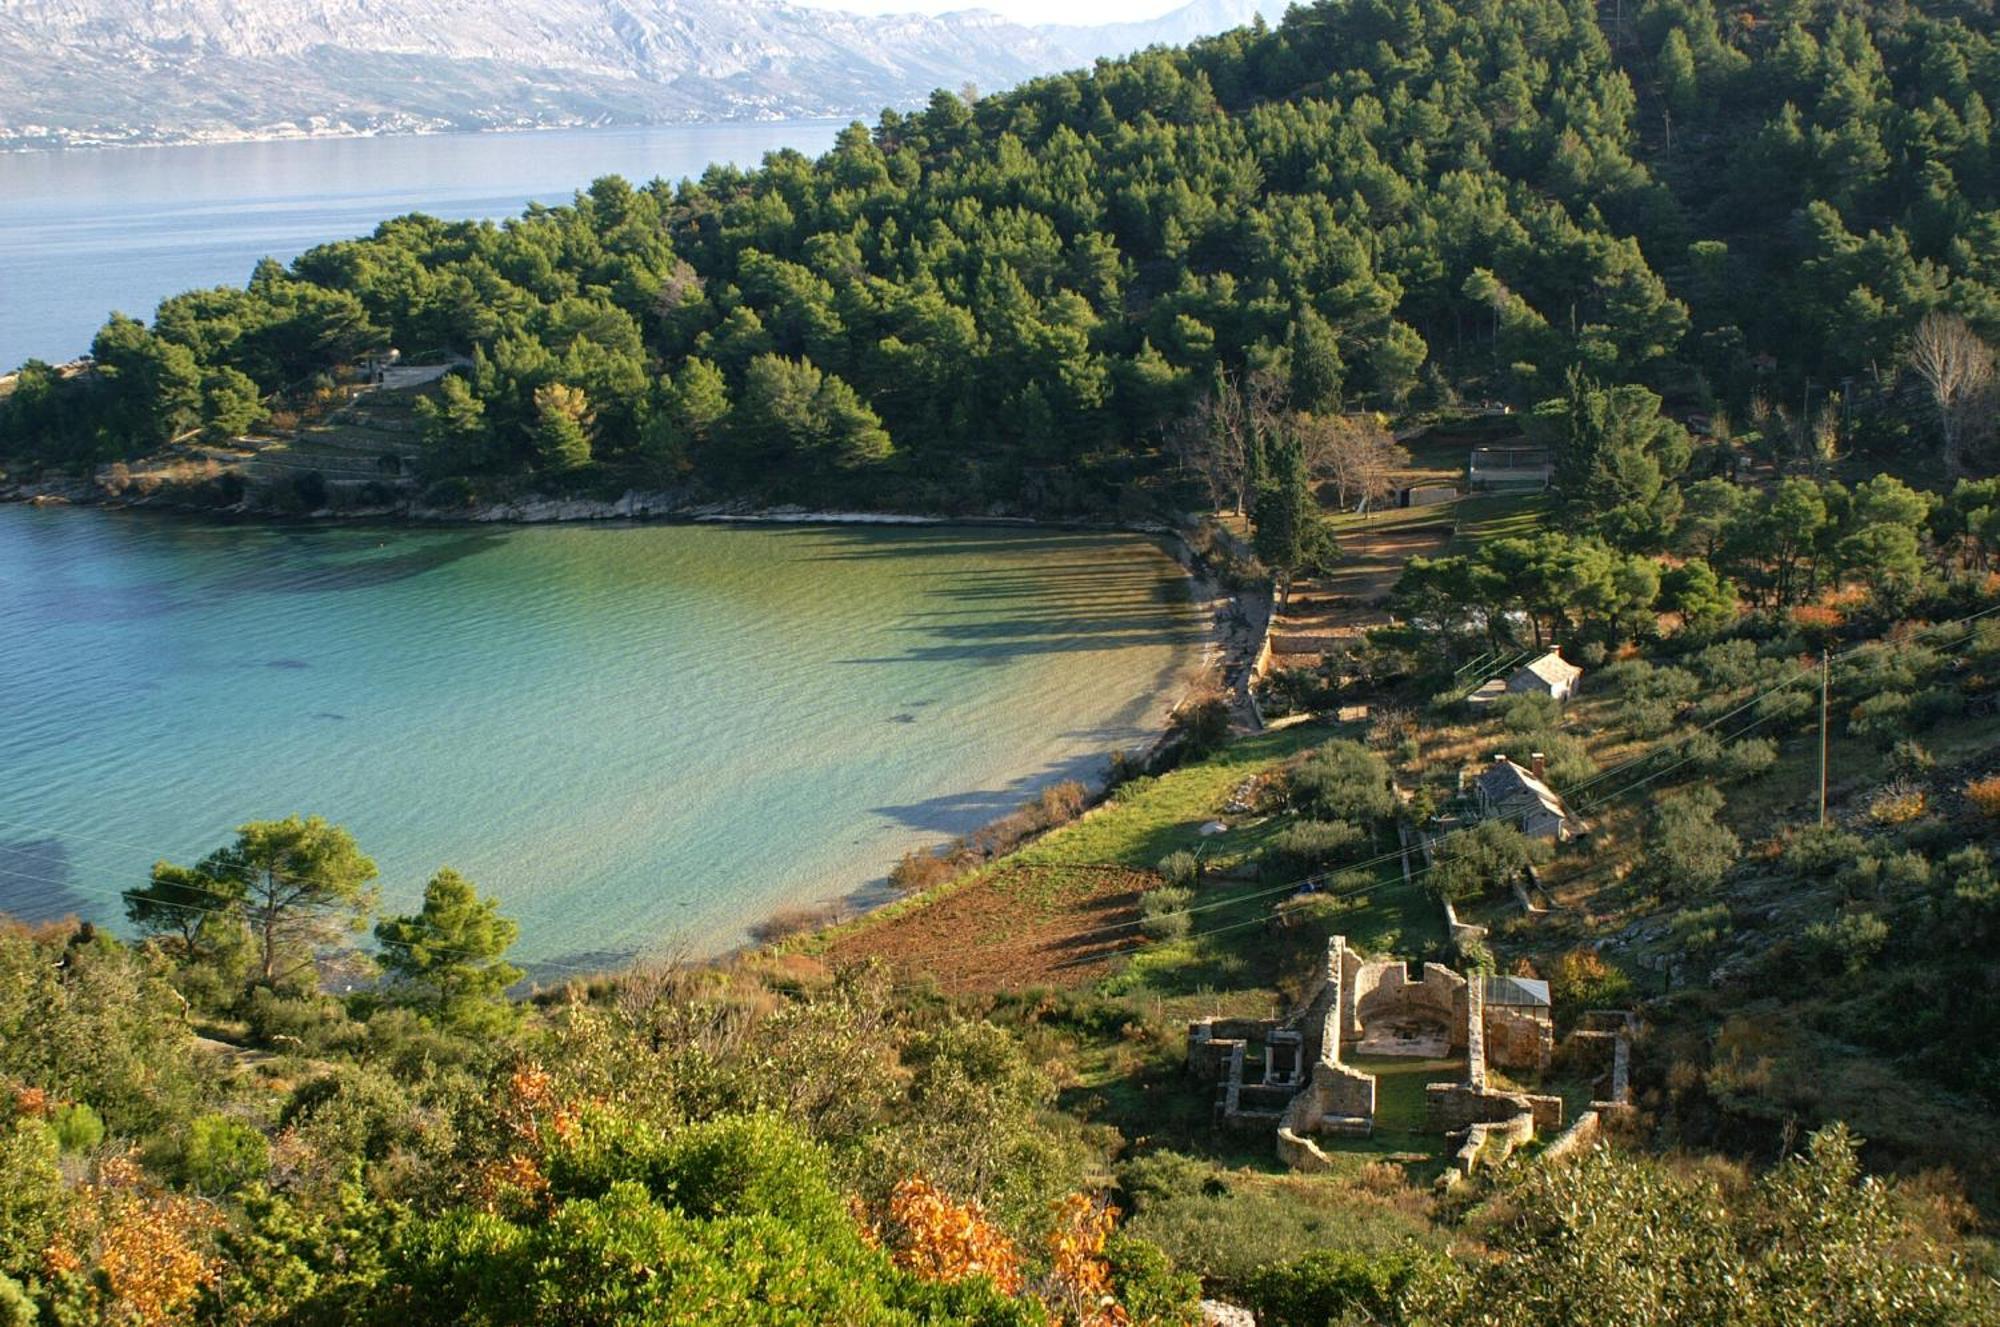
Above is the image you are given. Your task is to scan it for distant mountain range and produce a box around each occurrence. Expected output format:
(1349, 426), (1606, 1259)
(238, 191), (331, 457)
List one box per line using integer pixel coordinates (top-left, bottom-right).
(0, 0), (1275, 150)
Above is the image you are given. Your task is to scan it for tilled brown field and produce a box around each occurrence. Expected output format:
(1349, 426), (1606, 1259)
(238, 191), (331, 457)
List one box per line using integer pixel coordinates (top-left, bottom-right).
(822, 863), (1155, 993)
(1271, 520), (1454, 659)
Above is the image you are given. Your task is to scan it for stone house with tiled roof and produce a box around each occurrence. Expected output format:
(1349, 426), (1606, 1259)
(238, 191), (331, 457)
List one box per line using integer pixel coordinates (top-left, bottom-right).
(1474, 754), (1578, 841)
(1506, 648), (1583, 702)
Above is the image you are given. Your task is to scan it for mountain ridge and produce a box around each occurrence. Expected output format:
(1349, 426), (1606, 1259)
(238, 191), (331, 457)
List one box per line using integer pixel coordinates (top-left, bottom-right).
(0, 0), (1269, 149)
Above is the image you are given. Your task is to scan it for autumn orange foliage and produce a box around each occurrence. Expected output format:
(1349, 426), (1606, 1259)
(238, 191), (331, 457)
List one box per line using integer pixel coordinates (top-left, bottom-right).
(501, 1062), (558, 1142)
(868, 1176), (1026, 1294)
(475, 1060), (584, 1214)
(47, 1154), (221, 1326)
(1966, 775), (2000, 819)
(1042, 1192), (1129, 1327)
(1790, 602), (1845, 637)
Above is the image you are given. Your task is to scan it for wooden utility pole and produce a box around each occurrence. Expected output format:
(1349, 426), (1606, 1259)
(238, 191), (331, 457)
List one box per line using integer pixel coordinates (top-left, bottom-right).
(1818, 650), (1831, 826)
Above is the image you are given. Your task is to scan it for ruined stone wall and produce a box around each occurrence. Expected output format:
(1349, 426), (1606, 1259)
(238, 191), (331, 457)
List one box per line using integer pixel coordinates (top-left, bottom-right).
(1465, 977), (1487, 1088)
(1484, 1004), (1554, 1072)
(1296, 939), (1347, 1069)
(1562, 1012), (1637, 1109)
(1540, 1109), (1602, 1162)
(1296, 1057), (1375, 1122)
(1426, 1082), (1563, 1134)
(1186, 1017), (1280, 1083)
(1348, 958), (1469, 1051)
(1451, 1111), (1536, 1176)
(1277, 1057), (1378, 1167)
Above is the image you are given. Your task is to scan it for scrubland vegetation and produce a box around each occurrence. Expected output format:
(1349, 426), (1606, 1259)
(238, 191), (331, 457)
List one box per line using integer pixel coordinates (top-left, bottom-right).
(9, 0), (2000, 1319)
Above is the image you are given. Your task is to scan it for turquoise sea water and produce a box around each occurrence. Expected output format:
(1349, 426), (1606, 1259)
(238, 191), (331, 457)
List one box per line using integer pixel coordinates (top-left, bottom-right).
(0, 507), (1203, 969)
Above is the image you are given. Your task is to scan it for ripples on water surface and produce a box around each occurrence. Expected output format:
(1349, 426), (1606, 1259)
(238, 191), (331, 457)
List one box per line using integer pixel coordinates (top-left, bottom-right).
(0, 508), (1203, 968)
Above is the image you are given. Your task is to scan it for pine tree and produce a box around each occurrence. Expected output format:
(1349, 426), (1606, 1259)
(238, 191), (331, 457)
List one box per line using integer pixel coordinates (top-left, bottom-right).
(1287, 307), (1345, 415)
(532, 382), (595, 473)
(374, 868), (522, 1031)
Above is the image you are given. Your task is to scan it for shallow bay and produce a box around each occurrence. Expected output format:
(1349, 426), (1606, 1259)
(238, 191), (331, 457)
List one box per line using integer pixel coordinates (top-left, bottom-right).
(0, 508), (1203, 968)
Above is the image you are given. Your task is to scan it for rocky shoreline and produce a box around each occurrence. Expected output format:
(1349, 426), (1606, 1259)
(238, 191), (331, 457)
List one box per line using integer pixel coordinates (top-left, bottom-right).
(4, 474), (1079, 530)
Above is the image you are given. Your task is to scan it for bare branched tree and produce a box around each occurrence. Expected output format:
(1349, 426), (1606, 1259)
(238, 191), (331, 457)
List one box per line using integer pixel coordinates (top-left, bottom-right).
(1908, 312), (1996, 475)
(1168, 367), (1285, 514)
(1295, 412), (1409, 512)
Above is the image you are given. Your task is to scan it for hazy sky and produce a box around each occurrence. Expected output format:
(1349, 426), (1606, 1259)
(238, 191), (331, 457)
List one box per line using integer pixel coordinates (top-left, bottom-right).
(796, 0), (1185, 23)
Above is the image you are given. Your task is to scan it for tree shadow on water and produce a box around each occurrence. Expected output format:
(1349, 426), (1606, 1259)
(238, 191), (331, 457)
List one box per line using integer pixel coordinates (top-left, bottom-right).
(207, 528), (511, 597)
(834, 554), (1206, 668)
(0, 836), (92, 924)
(775, 525), (1130, 564)
(870, 749), (1114, 835)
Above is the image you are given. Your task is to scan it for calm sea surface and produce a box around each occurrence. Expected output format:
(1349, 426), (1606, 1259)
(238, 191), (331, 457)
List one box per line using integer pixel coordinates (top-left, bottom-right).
(0, 121), (843, 370)
(0, 507), (1204, 967)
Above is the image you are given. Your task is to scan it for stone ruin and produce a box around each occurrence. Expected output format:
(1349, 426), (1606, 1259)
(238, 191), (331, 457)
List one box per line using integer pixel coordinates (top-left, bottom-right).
(1188, 936), (1632, 1174)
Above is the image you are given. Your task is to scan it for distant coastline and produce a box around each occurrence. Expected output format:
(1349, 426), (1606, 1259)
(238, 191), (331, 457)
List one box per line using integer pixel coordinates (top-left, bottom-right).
(0, 112), (839, 156)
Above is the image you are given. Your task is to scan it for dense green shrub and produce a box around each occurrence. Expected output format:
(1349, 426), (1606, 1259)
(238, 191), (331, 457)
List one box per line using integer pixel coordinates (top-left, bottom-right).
(1410, 1127), (1997, 1324)
(1156, 850), (1201, 890)
(0, 1274), (32, 1327)
(0, 1120), (63, 1276)
(1263, 819), (1365, 880)
(242, 988), (360, 1055)
(1752, 687), (1816, 728)
(1139, 886), (1196, 942)
(1801, 911), (1893, 977)
(1118, 1152), (1440, 1294)
(1429, 821), (1550, 902)
(386, 1112), (1045, 1327)
(1288, 741), (1395, 824)
(1619, 696), (1679, 740)
(1105, 1233), (1203, 1327)
(1671, 905), (1732, 962)
(1711, 736), (1778, 781)
(1783, 826), (1868, 877)
(1548, 950), (1636, 1016)
(50, 1103), (102, 1154)
(0, 925), (205, 1135)
(180, 1113), (271, 1194)
(1888, 739), (1936, 778)
(1247, 1248), (1438, 1327)
(1635, 785), (1741, 899)
(1166, 697), (1232, 763)
(1850, 690), (1913, 743)
(1492, 692), (1562, 733)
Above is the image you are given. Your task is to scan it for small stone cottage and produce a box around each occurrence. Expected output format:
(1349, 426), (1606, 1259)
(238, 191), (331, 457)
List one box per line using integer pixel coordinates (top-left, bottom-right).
(1474, 754), (1578, 841)
(1507, 648), (1583, 702)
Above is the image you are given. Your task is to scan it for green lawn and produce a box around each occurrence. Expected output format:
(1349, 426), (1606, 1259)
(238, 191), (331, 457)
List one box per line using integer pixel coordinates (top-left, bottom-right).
(1352, 1055), (1461, 1136)
(1324, 490), (1545, 553)
(1015, 721), (1342, 872)
(1448, 492), (1548, 549)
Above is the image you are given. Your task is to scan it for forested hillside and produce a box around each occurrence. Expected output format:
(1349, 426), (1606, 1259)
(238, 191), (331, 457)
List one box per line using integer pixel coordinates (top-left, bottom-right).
(5, 0), (1997, 513)
(9, 6), (2000, 1318)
